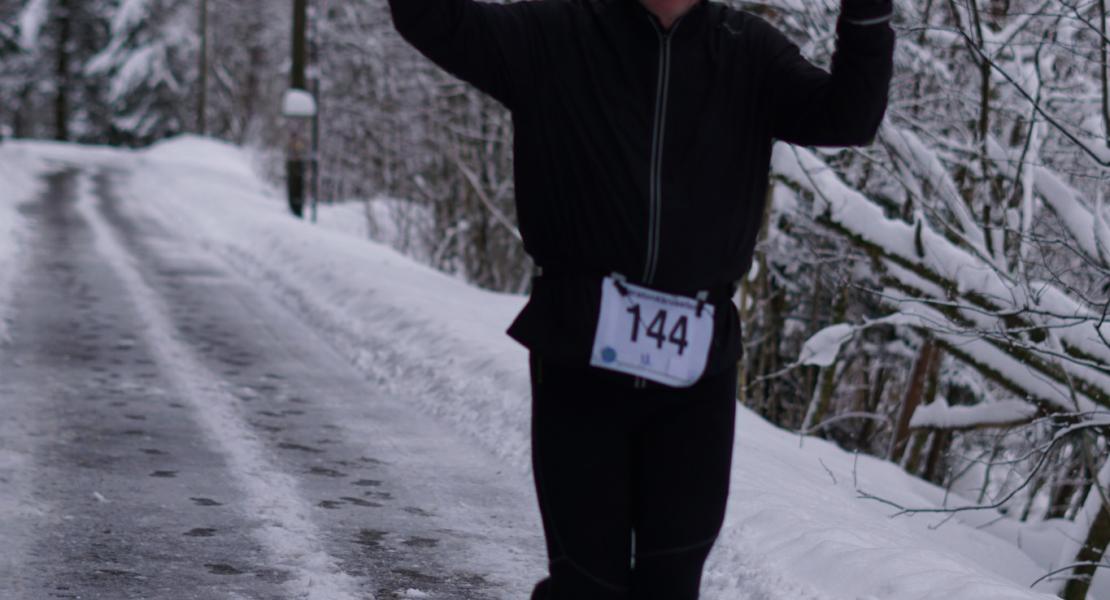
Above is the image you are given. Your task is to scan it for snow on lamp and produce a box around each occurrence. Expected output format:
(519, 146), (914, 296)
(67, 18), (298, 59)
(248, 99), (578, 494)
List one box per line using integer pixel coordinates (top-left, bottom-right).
(282, 88), (317, 162)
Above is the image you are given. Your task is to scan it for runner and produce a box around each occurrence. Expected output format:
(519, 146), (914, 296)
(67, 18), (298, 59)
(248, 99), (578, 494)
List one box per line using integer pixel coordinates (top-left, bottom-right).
(388, 0), (895, 598)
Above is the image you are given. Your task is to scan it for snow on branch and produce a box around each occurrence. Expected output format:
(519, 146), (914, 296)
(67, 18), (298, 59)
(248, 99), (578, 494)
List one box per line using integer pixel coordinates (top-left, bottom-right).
(17, 0), (49, 51)
(909, 396), (1038, 430)
(773, 142), (1110, 361)
(773, 143), (1110, 410)
(797, 313), (919, 368)
(1032, 165), (1110, 268)
(867, 287), (1099, 412)
(879, 124), (989, 258)
(772, 142), (1009, 303)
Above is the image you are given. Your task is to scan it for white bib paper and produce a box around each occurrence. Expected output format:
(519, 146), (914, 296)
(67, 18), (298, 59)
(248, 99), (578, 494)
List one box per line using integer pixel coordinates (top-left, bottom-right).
(590, 276), (714, 388)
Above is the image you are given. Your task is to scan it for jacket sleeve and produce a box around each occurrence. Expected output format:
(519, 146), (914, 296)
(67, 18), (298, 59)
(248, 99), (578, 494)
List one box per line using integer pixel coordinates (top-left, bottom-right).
(388, 0), (541, 110)
(762, 2), (895, 147)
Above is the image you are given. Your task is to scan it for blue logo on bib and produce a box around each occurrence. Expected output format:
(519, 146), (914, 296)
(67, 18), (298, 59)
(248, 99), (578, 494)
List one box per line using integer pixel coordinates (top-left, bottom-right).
(601, 347), (617, 364)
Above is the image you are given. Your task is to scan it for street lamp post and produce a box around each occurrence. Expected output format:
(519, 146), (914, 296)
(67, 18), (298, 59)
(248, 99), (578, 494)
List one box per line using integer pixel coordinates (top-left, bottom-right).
(286, 0), (309, 218)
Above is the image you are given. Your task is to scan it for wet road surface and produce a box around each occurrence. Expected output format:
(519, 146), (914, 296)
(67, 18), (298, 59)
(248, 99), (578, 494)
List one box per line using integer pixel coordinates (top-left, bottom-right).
(0, 167), (541, 599)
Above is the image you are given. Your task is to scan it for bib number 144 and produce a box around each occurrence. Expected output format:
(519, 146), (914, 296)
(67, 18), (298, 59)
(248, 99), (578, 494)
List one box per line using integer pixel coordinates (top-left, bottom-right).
(590, 276), (714, 388)
(625, 304), (689, 355)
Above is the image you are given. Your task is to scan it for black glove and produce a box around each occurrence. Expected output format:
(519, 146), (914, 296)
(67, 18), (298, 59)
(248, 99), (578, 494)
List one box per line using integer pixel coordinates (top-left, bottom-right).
(841, 0), (894, 25)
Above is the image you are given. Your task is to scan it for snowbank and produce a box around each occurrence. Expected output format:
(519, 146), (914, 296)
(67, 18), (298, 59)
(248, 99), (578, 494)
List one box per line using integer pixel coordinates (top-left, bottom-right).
(0, 141), (52, 595)
(0, 142), (46, 345)
(10, 136), (1094, 600)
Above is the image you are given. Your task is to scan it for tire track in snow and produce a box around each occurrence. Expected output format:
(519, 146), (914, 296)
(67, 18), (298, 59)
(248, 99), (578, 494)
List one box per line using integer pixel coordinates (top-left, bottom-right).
(73, 169), (370, 600)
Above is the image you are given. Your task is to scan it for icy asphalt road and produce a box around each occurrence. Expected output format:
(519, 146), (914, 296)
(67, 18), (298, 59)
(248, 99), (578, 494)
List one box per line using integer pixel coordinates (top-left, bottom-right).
(0, 166), (544, 599)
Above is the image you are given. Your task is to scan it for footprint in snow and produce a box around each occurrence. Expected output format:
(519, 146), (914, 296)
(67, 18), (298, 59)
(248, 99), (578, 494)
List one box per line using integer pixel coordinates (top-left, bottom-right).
(277, 442), (322, 454)
(184, 527), (218, 537)
(340, 497), (382, 508)
(308, 466), (346, 478)
(205, 563), (244, 576)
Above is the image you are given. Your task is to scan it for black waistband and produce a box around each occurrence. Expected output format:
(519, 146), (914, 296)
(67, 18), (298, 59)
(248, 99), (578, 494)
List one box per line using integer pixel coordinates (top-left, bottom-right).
(534, 265), (738, 303)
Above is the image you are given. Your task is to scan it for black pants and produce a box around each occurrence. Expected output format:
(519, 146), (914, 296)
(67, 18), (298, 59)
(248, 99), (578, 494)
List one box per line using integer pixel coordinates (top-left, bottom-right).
(528, 354), (738, 600)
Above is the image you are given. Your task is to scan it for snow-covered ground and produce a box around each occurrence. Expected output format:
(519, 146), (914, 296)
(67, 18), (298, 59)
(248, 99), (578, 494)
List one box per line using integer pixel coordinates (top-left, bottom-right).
(0, 136), (1100, 599)
(0, 141), (46, 600)
(0, 142), (43, 345)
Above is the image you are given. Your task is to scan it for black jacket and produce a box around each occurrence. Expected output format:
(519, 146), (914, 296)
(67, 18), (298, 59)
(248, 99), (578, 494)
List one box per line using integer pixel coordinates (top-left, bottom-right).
(389, 0), (895, 379)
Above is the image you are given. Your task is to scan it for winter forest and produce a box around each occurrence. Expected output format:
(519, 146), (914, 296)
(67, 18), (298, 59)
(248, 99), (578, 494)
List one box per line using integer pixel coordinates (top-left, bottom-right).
(1, 0), (1109, 597)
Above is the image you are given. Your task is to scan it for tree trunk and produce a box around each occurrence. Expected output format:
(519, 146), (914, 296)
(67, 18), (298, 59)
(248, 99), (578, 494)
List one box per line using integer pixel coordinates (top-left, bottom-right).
(978, 436), (1005, 505)
(1021, 470), (1050, 522)
(801, 272), (824, 423)
(1061, 460), (1110, 600)
(923, 429), (951, 485)
(889, 338), (939, 463)
(14, 84), (32, 138)
(754, 240), (785, 424)
(856, 359), (888, 451)
(1068, 479), (1094, 522)
(54, 0), (72, 142)
(802, 286), (848, 436)
(197, 0), (209, 135)
(910, 0), (935, 120)
(904, 429), (930, 473)
(1048, 459), (1084, 520)
(763, 284), (786, 424)
(752, 186), (778, 418)
(803, 362), (837, 436)
(755, 282), (772, 419)
(737, 272), (756, 406)
(905, 342), (946, 476)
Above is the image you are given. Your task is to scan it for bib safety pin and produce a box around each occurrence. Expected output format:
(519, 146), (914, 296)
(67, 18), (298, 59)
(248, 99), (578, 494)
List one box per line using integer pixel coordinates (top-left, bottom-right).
(696, 290), (709, 318)
(611, 272), (631, 297)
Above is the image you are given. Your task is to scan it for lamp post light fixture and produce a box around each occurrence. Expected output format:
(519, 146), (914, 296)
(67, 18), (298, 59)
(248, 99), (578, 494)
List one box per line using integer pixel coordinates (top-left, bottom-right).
(283, 88), (317, 219)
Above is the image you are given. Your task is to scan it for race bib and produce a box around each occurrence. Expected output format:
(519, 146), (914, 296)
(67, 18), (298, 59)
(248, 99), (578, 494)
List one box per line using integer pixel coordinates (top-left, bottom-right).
(590, 276), (714, 388)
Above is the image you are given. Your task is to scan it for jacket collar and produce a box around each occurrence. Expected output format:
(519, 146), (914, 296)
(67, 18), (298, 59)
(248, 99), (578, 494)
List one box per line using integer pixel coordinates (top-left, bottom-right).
(625, 0), (709, 36)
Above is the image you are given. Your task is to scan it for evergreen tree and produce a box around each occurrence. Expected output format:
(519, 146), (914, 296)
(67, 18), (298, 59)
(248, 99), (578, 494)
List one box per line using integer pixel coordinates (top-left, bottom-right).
(0, 1), (26, 137)
(204, 0), (288, 144)
(4, 0), (111, 141)
(85, 0), (195, 145)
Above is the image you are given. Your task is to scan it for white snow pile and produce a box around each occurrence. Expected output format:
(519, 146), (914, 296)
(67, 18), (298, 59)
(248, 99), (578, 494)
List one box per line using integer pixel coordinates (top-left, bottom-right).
(0, 141), (46, 345)
(4, 136), (1097, 600)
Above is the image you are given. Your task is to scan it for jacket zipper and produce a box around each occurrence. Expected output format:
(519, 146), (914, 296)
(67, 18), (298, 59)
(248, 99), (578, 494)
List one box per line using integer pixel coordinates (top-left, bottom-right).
(635, 15), (683, 392)
(642, 15), (681, 286)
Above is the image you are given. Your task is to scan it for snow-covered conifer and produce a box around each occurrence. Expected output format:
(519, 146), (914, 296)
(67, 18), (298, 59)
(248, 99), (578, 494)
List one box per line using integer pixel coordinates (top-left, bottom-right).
(85, 0), (195, 144)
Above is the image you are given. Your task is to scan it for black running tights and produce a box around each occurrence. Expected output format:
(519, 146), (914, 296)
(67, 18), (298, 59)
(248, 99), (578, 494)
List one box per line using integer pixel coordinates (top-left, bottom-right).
(528, 354), (738, 600)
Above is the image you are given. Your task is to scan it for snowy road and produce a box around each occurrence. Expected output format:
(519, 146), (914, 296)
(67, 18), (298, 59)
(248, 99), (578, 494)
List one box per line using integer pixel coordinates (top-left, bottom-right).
(0, 166), (543, 599)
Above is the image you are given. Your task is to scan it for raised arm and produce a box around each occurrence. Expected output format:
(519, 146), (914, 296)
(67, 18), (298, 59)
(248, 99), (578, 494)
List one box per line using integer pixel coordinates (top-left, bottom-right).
(763, 0), (896, 147)
(388, 0), (541, 110)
